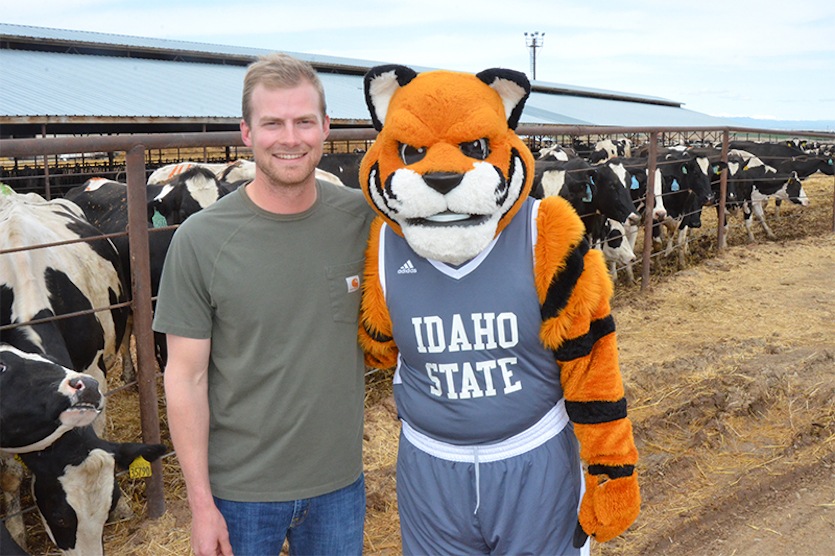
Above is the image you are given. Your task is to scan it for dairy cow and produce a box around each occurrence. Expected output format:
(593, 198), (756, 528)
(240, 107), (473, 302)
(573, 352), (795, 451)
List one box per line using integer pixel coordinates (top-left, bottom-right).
(734, 157), (810, 241)
(532, 157), (639, 226)
(654, 150), (713, 265)
(0, 187), (130, 395)
(316, 152), (365, 189)
(0, 345), (166, 556)
(65, 167), (236, 372)
(589, 218), (636, 279)
(589, 138), (632, 164)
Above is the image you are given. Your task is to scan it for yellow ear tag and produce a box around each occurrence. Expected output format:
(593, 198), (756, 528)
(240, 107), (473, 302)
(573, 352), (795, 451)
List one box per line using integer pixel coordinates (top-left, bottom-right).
(129, 456), (153, 479)
(14, 454), (27, 469)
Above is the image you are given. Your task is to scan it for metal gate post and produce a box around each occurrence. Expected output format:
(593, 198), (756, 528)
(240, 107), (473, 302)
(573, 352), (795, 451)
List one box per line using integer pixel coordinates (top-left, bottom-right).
(641, 132), (658, 291)
(717, 129), (729, 251)
(125, 145), (167, 519)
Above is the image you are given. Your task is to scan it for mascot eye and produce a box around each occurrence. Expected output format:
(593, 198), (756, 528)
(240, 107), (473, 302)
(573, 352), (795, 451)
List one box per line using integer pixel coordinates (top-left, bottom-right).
(460, 138), (490, 160)
(399, 144), (427, 165)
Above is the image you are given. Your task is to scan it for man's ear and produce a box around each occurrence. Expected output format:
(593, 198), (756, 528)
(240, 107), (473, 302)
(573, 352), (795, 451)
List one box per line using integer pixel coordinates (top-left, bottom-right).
(240, 119), (253, 148)
(364, 65), (418, 131)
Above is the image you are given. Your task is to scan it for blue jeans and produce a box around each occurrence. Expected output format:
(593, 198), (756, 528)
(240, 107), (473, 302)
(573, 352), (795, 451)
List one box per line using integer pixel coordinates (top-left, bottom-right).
(214, 474), (365, 556)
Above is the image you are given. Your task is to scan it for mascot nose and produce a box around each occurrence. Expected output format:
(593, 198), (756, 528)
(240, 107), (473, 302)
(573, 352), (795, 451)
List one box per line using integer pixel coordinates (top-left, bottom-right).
(423, 172), (463, 195)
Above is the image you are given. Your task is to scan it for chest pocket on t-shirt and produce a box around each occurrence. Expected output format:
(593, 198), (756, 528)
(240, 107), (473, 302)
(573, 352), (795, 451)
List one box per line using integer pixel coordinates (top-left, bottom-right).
(326, 259), (364, 324)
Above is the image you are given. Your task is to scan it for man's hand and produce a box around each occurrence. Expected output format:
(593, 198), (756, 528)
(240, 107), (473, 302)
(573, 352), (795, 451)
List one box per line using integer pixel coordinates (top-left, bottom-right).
(191, 504), (234, 556)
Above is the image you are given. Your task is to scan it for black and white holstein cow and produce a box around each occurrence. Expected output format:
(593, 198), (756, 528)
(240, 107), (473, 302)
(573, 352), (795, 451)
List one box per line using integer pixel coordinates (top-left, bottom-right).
(0, 344), (166, 556)
(1, 187), (132, 552)
(730, 155), (810, 241)
(596, 157), (668, 283)
(589, 218), (637, 279)
(0, 188), (130, 407)
(588, 138), (632, 164)
(653, 150), (714, 265)
(65, 166), (235, 373)
(531, 157), (639, 273)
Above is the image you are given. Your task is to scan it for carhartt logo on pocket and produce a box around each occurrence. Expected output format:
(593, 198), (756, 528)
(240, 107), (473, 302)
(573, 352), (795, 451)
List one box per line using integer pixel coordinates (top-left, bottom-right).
(397, 260), (417, 274)
(346, 275), (360, 293)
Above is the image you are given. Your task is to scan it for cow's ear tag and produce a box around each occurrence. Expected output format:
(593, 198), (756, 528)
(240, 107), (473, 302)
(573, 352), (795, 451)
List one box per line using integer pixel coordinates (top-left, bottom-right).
(671, 179), (680, 192)
(682, 166), (688, 174)
(14, 454), (27, 469)
(151, 210), (167, 229)
(582, 184), (593, 203)
(1, 184), (12, 196)
(631, 176), (640, 190)
(129, 456), (153, 479)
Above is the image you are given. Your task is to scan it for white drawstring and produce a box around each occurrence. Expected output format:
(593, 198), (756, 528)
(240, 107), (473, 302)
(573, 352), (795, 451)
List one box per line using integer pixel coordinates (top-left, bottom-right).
(473, 446), (480, 515)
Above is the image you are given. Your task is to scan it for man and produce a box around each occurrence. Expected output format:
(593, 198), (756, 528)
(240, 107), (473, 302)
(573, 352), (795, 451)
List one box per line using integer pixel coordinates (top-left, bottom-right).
(154, 52), (375, 556)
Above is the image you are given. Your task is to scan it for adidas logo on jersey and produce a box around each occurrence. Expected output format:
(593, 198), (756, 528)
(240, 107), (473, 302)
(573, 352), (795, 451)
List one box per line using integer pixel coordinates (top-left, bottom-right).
(397, 260), (418, 274)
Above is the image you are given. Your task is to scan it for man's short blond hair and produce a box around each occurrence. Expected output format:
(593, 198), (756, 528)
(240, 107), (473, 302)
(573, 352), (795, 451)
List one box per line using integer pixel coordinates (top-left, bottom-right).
(241, 52), (327, 126)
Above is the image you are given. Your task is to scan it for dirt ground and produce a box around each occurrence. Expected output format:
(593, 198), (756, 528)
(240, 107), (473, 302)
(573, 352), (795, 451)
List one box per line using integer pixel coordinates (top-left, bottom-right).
(11, 175), (835, 555)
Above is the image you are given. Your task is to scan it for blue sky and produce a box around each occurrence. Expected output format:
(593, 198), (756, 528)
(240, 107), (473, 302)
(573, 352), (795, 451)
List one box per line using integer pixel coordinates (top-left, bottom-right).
(4, 0), (834, 122)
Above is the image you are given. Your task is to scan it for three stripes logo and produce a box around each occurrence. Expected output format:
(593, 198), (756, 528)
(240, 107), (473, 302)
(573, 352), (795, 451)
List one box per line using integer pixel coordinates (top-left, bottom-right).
(397, 260), (418, 274)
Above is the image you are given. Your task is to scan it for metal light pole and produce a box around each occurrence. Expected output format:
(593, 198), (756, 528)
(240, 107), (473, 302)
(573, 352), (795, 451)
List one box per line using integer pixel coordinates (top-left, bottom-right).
(524, 32), (545, 80)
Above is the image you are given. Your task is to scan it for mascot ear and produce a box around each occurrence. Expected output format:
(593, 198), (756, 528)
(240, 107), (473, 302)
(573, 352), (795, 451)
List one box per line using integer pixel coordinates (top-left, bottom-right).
(476, 68), (530, 130)
(364, 65), (418, 131)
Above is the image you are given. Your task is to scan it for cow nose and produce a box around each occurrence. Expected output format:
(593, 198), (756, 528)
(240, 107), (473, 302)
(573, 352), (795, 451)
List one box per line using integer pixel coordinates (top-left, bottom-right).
(68, 375), (101, 402)
(423, 172), (463, 195)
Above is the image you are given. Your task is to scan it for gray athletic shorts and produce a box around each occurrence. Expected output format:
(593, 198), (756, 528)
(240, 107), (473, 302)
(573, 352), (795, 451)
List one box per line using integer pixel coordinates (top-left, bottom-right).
(397, 417), (589, 555)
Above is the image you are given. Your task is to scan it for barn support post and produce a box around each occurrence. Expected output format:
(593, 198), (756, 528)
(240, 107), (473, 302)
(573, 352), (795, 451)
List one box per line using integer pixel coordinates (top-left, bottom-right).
(641, 131), (659, 291)
(125, 146), (167, 519)
(717, 129), (730, 251)
(41, 124), (52, 200)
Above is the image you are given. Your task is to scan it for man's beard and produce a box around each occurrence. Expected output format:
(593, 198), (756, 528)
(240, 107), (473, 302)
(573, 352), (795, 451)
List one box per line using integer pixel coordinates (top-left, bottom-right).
(256, 150), (319, 190)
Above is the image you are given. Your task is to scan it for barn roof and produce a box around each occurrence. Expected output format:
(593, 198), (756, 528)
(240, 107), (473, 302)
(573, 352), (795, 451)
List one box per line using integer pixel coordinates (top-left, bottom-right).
(0, 23), (735, 138)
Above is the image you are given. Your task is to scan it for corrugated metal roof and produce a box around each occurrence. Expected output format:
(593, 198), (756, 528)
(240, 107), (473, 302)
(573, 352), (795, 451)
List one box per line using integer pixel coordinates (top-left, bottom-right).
(0, 23), (736, 128)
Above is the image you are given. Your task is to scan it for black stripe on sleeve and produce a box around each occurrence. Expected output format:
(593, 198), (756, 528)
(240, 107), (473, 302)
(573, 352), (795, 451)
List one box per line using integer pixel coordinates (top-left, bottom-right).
(565, 398), (628, 424)
(588, 464), (635, 479)
(553, 315), (615, 361)
(540, 239), (589, 322)
(363, 322), (392, 343)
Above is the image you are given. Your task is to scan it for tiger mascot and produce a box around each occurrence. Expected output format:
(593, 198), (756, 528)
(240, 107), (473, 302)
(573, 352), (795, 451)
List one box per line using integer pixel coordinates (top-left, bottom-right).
(358, 65), (640, 555)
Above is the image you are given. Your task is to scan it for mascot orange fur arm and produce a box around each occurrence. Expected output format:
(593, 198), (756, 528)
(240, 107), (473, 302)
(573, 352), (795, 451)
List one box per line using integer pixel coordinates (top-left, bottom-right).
(359, 217), (399, 370)
(536, 195), (640, 544)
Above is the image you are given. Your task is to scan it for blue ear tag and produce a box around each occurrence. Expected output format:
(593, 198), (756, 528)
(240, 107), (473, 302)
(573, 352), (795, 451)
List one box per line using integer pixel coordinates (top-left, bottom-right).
(152, 210), (168, 228)
(829, 159), (833, 166)
(582, 184), (593, 203)
(671, 179), (680, 192)
(631, 176), (640, 190)
(713, 165), (720, 174)
(681, 166), (688, 174)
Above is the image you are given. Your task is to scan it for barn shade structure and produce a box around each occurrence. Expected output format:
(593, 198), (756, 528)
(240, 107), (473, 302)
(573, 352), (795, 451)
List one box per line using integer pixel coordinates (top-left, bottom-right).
(2, 22), (835, 527)
(1, 22), (738, 141)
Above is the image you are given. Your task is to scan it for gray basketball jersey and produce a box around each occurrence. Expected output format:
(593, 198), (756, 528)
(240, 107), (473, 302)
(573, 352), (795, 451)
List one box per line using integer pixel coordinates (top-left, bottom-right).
(381, 198), (564, 445)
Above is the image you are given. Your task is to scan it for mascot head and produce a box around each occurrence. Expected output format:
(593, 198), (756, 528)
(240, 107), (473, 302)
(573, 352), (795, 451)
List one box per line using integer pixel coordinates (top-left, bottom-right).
(360, 65), (535, 265)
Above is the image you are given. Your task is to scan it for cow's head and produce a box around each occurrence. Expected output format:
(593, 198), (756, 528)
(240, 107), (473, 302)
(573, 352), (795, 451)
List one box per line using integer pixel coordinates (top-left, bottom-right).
(0, 344), (102, 453)
(785, 172), (810, 206)
(147, 166), (225, 226)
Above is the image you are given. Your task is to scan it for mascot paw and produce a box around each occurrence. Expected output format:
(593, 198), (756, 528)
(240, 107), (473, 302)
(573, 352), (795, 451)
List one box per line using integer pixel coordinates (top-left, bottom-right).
(575, 468), (640, 546)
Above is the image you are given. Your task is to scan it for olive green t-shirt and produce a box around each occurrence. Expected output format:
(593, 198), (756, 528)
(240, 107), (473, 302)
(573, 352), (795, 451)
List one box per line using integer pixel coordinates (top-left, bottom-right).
(153, 181), (375, 501)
